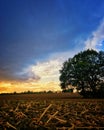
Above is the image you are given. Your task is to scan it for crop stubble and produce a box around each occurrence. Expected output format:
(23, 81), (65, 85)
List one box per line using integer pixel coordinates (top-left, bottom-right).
(0, 93), (104, 130)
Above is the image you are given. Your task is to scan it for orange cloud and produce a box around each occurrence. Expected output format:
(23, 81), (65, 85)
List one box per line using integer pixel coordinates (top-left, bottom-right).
(0, 87), (8, 92)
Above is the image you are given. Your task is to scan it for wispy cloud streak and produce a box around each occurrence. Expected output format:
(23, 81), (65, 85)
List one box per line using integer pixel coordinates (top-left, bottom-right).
(85, 19), (104, 50)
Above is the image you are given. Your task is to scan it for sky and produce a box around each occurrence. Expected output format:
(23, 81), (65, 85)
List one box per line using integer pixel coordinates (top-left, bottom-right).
(0, 0), (104, 93)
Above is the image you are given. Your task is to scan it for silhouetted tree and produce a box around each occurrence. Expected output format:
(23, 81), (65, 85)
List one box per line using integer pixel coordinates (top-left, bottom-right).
(59, 49), (104, 98)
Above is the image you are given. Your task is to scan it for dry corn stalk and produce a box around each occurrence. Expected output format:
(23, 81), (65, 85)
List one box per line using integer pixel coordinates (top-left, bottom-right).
(14, 103), (20, 112)
(53, 116), (67, 123)
(80, 109), (88, 115)
(56, 123), (75, 130)
(68, 123), (75, 130)
(37, 104), (52, 122)
(6, 122), (17, 130)
(45, 111), (59, 125)
(25, 103), (31, 112)
(15, 112), (27, 120)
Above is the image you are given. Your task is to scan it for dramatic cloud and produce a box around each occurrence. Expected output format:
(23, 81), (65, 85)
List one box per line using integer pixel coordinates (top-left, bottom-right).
(0, 66), (40, 82)
(15, 70), (41, 82)
(85, 19), (104, 50)
(29, 59), (61, 84)
(27, 48), (80, 82)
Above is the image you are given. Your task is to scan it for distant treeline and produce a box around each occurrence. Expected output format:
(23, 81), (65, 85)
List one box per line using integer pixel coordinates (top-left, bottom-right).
(0, 89), (75, 95)
(0, 90), (61, 95)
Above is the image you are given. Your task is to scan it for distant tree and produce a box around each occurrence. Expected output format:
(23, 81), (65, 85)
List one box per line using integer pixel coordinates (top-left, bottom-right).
(47, 90), (53, 93)
(13, 91), (17, 94)
(59, 49), (104, 98)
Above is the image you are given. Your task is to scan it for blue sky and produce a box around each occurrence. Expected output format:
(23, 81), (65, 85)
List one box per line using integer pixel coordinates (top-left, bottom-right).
(0, 0), (104, 92)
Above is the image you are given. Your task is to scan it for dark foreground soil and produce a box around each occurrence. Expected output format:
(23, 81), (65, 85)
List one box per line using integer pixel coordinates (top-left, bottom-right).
(0, 93), (104, 130)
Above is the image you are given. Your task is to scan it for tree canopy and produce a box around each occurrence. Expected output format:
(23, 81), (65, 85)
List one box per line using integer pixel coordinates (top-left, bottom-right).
(59, 49), (104, 98)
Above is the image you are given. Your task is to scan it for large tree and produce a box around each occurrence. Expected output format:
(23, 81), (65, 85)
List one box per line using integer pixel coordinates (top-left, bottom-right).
(59, 49), (104, 98)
